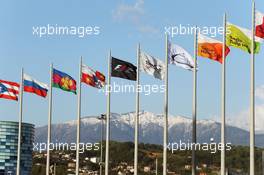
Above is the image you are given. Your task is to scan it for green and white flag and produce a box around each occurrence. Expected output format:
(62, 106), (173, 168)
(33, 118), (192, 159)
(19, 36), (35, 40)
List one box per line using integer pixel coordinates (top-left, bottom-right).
(226, 23), (261, 54)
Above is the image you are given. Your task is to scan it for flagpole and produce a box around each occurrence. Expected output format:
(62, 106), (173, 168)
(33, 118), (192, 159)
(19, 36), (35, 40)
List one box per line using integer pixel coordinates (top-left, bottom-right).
(16, 68), (24, 175)
(221, 13), (227, 175)
(250, 1), (256, 175)
(105, 50), (111, 175)
(163, 34), (169, 175)
(46, 64), (53, 175)
(76, 57), (82, 175)
(192, 26), (198, 175)
(134, 43), (140, 175)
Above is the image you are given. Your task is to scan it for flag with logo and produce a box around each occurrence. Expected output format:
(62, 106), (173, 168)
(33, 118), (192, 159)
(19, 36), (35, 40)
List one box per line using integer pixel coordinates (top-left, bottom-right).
(24, 74), (48, 98)
(140, 52), (165, 80)
(226, 23), (261, 54)
(0, 79), (19, 101)
(168, 41), (195, 70)
(53, 68), (77, 94)
(198, 34), (230, 63)
(82, 64), (105, 89)
(111, 57), (137, 81)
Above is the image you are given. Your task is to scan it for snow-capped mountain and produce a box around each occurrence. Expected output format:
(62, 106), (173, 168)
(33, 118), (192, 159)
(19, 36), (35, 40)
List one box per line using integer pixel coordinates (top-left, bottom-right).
(35, 111), (264, 147)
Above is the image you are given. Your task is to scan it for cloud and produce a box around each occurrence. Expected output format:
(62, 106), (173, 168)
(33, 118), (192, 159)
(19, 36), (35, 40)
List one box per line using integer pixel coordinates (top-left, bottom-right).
(112, 0), (158, 35)
(228, 104), (264, 133)
(137, 25), (159, 34)
(221, 85), (264, 133)
(113, 0), (144, 23)
(256, 85), (264, 100)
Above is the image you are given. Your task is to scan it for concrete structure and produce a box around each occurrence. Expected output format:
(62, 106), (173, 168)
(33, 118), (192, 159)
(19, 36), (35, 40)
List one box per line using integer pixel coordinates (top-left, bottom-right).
(0, 121), (34, 175)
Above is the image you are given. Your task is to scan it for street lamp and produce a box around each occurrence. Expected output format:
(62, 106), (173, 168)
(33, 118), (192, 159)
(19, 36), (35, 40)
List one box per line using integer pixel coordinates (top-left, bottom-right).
(98, 114), (106, 175)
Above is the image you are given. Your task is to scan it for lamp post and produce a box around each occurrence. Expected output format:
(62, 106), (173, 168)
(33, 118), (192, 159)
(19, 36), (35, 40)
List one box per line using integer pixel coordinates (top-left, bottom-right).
(98, 114), (106, 175)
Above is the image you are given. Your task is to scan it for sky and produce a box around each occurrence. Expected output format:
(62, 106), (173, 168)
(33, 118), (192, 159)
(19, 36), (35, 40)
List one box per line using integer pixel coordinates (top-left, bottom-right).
(1, 0), (264, 130)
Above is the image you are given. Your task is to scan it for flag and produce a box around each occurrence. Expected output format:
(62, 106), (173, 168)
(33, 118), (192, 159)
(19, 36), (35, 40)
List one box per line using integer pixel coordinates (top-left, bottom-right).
(198, 34), (230, 63)
(53, 68), (77, 94)
(226, 23), (261, 54)
(140, 52), (165, 80)
(256, 11), (264, 39)
(82, 64), (105, 89)
(168, 41), (195, 70)
(23, 74), (48, 98)
(0, 79), (19, 101)
(111, 57), (137, 81)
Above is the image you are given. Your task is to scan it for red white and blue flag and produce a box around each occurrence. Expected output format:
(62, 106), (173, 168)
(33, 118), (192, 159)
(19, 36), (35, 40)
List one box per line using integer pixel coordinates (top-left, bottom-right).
(0, 79), (19, 101)
(24, 74), (48, 98)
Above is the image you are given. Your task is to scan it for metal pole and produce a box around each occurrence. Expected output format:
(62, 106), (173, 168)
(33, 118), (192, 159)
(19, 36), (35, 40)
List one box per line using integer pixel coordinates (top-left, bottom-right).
(156, 157), (158, 175)
(262, 151), (264, 175)
(16, 68), (24, 175)
(250, 1), (256, 175)
(76, 57), (82, 175)
(192, 26), (198, 175)
(54, 163), (56, 175)
(105, 51), (111, 175)
(163, 34), (169, 175)
(46, 64), (53, 175)
(134, 43), (140, 175)
(221, 13), (227, 175)
(99, 115), (105, 175)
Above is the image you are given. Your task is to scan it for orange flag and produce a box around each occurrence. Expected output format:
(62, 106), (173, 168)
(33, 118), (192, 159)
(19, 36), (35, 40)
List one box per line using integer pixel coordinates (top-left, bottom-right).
(198, 34), (230, 63)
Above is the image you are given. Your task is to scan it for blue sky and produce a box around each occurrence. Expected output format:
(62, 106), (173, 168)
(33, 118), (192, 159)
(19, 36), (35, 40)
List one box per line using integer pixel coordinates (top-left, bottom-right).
(1, 0), (264, 129)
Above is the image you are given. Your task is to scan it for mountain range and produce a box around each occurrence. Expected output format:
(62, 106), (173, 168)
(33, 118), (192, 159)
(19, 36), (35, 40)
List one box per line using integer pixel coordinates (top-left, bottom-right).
(35, 111), (264, 147)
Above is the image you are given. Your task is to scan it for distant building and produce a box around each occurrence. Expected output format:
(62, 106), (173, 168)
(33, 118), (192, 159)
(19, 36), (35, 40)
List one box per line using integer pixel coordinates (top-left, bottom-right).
(0, 121), (34, 175)
(67, 162), (76, 175)
(143, 166), (151, 172)
(184, 165), (191, 170)
(90, 157), (100, 164)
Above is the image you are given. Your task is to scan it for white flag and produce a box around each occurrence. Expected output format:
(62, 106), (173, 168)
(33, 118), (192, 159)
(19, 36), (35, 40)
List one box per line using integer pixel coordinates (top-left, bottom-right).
(140, 51), (165, 80)
(168, 41), (195, 71)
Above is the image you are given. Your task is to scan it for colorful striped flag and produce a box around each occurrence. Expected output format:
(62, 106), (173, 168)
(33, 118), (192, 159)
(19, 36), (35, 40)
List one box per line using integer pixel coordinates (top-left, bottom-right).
(0, 79), (19, 101)
(23, 74), (48, 98)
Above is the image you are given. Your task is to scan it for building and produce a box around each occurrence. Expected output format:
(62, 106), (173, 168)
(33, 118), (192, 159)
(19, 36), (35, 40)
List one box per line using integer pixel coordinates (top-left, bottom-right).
(143, 166), (151, 172)
(0, 121), (34, 175)
(89, 157), (100, 164)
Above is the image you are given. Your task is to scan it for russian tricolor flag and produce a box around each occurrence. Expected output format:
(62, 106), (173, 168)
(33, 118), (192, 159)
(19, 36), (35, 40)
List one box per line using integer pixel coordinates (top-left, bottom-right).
(23, 74), (48, 98)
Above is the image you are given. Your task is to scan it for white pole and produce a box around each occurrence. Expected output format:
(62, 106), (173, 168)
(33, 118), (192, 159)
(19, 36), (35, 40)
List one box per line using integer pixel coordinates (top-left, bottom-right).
(262, 151), (264, 175)
(76, 57), (82, 175)
(192, 26), (198, 175)
(16, 68), (24, 175)
(163, 34), (169, 175)
(250, 1), (256, 175)
(156, 157), (158, 175)
(46, 64), (53, 175)
(134, 44), (140, 175)
(221, 13), (227, 175)
(105, 51), (111, 175)
(99, 115), (105, 175)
